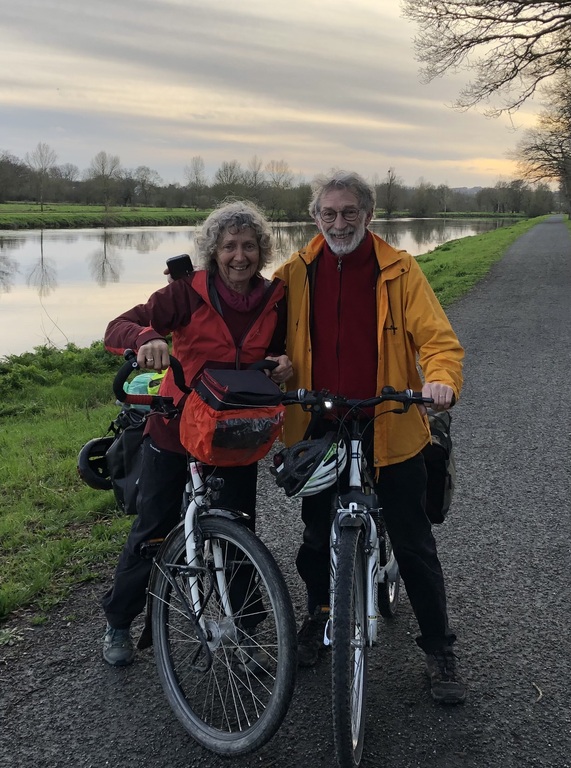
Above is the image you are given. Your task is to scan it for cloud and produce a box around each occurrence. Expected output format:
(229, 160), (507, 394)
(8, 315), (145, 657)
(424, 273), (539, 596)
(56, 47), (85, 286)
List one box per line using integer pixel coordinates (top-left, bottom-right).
(0, 0), (539, 186)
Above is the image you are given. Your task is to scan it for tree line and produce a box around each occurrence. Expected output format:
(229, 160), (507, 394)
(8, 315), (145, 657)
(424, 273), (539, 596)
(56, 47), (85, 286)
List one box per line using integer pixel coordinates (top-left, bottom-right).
(0, 145), (558, 219)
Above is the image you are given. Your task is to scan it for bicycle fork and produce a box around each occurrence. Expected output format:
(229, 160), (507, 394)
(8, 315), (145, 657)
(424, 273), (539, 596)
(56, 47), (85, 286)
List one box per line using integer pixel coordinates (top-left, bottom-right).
(324, 502), (382, 648)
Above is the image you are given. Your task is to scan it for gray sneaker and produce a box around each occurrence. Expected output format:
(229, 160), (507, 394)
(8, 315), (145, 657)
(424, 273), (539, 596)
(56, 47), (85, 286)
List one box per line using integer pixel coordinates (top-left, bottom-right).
(235, 629), (271, 674)
(425, 648), (466, 704)
(103, 624), (135, 667)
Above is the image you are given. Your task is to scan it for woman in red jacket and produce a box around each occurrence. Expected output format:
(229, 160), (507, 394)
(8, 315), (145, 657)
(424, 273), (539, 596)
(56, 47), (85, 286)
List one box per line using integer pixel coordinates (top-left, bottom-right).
(102, 201), (292, 667)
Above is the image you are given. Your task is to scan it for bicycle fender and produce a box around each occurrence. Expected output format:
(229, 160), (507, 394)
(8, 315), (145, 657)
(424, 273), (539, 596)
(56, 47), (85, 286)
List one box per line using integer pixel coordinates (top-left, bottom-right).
(203, 507), (251, 522)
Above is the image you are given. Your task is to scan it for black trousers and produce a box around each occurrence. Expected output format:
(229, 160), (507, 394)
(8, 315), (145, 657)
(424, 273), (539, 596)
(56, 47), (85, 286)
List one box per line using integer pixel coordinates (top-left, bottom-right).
(102, 437), (258, 629)
(296, 450), (456, 653)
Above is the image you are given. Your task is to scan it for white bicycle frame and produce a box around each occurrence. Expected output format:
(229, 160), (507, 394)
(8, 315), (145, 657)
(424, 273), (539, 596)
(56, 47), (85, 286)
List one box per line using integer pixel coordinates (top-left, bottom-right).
(182, 458), (234, 626)
(324, 436), (399, 648)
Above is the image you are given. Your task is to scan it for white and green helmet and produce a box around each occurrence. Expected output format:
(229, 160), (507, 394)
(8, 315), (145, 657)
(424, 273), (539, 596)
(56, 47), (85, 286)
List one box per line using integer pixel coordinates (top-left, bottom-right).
(270, 432), (347, 498)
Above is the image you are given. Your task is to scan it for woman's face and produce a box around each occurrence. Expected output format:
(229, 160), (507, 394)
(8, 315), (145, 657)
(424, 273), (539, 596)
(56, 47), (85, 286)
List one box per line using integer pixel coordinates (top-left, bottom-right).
(215, 227), (260, 293)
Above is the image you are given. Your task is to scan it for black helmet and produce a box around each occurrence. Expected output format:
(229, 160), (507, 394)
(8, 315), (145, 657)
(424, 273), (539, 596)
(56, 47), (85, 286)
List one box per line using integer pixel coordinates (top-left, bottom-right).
(77, 436), (115, 490)
(270, 432), (347, 498)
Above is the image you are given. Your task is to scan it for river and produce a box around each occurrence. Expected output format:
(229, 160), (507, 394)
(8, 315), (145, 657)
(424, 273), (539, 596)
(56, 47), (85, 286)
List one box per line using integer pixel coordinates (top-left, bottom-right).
(0, 218), (513, 356)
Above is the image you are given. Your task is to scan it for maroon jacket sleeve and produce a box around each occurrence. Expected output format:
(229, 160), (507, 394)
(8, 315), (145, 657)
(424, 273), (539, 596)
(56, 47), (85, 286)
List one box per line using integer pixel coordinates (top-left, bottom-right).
(104, 278), (194, 355)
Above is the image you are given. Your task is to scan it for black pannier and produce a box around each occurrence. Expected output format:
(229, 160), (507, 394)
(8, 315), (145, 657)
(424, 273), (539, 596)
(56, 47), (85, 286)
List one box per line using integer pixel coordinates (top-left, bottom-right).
(421, 409), (456, 525)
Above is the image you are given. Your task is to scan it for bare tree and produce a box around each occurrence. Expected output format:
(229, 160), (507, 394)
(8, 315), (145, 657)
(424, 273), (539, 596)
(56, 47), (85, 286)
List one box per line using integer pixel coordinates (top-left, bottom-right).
(184, 156), (208, 209)
(377, 167), (403, 218)
(513, 79), (571, 210)
(184, 156), (207, 187)
(86, 151), (122, 210)
(25, 142), (58, 211)
(243, 155), (266, 196)
(214, 160), (243, 186)
(265, 159), (293, 190)
(401, 1), (571, 114)
(134, 165), (163, 206)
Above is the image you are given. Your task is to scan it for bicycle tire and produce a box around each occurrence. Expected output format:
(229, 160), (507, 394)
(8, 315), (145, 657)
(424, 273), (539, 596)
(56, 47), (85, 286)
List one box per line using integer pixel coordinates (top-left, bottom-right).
(149, 514), (297, 755)
(377, 522), (401, 619)
(332, 526), (368, 768)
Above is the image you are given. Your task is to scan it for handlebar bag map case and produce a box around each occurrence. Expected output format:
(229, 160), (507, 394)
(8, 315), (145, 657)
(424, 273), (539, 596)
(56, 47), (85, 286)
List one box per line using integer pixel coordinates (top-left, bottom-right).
(180, 368), (285, 466)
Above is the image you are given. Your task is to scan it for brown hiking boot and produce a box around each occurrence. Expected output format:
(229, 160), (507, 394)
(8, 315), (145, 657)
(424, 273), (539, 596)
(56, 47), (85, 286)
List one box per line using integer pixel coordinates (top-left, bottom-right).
(425, 647), (467, 704)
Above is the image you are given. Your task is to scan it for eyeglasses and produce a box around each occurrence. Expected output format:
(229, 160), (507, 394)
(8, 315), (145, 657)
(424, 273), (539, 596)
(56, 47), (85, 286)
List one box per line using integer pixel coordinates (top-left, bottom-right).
(318, 207), (361, 223)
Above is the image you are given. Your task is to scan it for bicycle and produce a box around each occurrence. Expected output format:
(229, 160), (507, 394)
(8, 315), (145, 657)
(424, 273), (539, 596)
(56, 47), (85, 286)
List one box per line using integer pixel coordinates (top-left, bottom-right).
(274, 385), (434, 768)
(113, 352), (297, 756)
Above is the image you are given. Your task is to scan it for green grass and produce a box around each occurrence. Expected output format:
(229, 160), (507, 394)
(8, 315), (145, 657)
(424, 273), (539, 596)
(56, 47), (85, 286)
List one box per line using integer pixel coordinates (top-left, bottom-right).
(417, 216), (548, 306)
(0, 216), (552, 623)
(0, 203), (211, 229)
(0, 342), (133, 620)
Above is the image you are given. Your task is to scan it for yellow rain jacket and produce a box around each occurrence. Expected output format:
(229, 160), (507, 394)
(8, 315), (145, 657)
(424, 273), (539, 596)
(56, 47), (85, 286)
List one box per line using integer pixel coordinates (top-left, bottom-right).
(273, 233), (464, 467)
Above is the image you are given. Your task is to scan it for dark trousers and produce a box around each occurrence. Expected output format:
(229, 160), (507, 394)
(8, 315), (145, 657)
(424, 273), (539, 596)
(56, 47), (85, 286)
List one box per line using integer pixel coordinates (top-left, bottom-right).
(102, 437), (258, 629)
(296, 451), (455, 653)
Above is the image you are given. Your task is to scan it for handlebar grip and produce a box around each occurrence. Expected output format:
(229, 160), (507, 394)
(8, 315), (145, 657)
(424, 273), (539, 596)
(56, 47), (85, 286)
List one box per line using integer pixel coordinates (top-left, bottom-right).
(113, 349), (190, 403)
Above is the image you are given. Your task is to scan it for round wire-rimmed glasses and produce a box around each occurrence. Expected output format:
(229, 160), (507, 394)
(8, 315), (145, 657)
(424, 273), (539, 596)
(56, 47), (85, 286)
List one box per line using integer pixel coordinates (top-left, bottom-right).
(318, 207), (361, 223)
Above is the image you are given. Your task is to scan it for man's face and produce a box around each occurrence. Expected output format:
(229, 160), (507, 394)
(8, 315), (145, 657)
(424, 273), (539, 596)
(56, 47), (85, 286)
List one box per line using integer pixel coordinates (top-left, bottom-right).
(314, 189), (372, 255)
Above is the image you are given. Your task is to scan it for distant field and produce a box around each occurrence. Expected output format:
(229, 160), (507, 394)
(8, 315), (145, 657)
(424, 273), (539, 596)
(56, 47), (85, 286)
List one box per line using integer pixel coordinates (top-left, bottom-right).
(0, 203), (211, 229)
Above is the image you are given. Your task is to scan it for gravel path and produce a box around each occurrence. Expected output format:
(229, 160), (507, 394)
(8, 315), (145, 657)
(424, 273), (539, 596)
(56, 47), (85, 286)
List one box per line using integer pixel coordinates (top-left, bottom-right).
(2, 216), (570, 768)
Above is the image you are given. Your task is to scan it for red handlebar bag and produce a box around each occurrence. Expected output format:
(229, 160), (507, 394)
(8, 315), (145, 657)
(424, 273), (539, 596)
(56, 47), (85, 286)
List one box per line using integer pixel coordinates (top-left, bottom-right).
(180, 368), (285, 466)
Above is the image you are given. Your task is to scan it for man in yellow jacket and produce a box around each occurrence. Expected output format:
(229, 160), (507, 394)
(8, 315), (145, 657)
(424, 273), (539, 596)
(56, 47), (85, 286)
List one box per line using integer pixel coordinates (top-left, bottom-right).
(273, 170), (466, 704)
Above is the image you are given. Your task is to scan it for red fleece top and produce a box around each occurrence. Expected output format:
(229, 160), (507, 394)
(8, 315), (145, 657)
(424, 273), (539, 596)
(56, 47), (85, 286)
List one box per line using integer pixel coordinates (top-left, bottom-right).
(312, 232), (378, 400)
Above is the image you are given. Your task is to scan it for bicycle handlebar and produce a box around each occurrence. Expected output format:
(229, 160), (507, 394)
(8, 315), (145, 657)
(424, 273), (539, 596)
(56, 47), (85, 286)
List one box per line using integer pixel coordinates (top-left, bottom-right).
(113, 349), (191, 408)
(281, 385), (435, 412)
(112, 352), (280, 410)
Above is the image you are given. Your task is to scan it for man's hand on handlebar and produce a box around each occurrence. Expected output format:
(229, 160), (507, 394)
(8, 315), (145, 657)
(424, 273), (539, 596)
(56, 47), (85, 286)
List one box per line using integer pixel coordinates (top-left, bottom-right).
(421, 381), (455, 413)
(137, 340), (170, 371)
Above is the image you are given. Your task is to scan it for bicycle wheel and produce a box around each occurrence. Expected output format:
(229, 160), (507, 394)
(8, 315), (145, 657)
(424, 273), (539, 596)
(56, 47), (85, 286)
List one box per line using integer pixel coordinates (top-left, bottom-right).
(149, 514), (297, 755)
(377, 521), (401, 619)
(332, 526), (368, 768)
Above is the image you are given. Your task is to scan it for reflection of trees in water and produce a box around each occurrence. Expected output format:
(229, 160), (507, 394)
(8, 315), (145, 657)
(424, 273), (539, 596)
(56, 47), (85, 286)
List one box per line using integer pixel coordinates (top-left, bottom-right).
(89, 231), (123, 285)
(26, 231), (57, 297)
(268, 223), (317, 271)
(0, 252), (19, 293)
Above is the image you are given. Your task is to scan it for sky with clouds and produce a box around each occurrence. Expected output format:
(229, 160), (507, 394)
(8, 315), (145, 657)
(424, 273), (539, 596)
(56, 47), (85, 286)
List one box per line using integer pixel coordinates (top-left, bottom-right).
(0, 0), (541, 189)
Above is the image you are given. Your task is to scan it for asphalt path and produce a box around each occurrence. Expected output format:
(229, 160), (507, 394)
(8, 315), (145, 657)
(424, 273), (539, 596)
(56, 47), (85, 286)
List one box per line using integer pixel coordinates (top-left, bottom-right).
(1, 216), (570, 768)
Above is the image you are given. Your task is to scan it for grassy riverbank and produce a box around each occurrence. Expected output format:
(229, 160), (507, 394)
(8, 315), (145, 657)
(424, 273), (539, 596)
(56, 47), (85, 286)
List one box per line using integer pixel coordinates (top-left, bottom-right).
(0, 202), (526, 230)
(0, 203), (212, 230)
(0, 215), (547, 630)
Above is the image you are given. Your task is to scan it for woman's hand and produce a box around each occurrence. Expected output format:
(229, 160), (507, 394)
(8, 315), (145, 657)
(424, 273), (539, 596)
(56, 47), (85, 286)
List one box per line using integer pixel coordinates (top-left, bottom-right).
(265, 355), (293, 384)
(137, 340), (170, 370)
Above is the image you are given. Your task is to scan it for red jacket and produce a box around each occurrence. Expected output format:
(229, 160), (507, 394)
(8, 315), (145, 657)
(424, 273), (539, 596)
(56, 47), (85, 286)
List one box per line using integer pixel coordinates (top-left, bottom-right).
(105, 271), (286, 452)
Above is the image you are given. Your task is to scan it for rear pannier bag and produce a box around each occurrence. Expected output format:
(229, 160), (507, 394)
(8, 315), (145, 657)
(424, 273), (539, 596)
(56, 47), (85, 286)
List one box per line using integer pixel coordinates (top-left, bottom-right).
(421, 409), (456, 525)
(180, 368), (285, 466)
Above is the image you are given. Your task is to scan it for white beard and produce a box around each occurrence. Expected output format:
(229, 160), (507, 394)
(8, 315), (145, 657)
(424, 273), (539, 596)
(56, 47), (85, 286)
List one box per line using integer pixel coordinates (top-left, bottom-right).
(321, 218), (367, 255)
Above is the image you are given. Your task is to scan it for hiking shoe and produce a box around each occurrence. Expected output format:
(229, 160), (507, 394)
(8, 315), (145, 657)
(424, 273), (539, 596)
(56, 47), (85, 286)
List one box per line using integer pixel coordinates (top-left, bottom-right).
(103, 624), (135, 667)
(425, 648), (466, 704)
(297, 605), (329, 668)
(235, 629), (271, 674)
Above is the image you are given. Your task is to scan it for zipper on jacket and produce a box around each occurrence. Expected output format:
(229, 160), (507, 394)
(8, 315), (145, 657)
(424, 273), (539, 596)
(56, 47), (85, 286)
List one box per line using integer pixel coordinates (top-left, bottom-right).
(234, 278), (282, 368)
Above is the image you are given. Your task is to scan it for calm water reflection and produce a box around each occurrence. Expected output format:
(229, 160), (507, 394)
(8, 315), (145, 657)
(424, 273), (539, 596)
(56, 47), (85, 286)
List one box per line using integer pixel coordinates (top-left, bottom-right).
(0, 218), (511, 356)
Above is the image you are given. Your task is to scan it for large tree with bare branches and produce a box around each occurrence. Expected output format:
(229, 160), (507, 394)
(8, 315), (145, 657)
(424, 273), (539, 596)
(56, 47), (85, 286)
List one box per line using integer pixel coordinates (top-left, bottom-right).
(513, 79), (571, 210)
(401, 1), (571, 114)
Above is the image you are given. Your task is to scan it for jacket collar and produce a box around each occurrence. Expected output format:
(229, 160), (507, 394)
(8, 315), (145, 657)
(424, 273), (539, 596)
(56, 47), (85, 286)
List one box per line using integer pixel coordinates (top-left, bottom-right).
(296, 232), (409, 278)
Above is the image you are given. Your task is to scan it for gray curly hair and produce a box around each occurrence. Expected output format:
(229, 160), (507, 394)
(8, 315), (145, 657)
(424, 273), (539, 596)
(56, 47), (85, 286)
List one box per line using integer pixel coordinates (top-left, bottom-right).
(195, 200), (273, 275)
(308, 170), (376, 218)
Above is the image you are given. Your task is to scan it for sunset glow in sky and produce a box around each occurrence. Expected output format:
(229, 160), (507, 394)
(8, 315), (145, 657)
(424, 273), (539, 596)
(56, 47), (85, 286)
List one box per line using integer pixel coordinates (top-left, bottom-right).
(0, 0), (541, 188)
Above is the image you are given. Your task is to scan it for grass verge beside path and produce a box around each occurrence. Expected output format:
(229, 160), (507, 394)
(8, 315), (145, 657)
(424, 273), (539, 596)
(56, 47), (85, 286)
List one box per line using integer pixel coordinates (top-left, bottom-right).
(0, 216), (548, 630)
